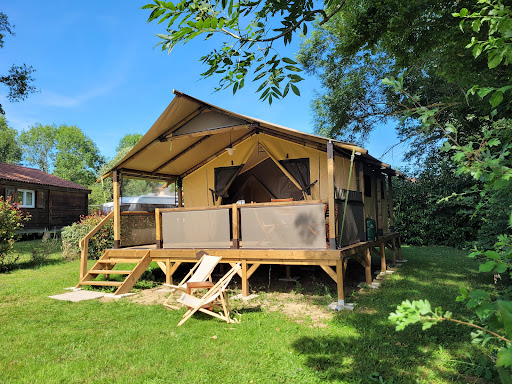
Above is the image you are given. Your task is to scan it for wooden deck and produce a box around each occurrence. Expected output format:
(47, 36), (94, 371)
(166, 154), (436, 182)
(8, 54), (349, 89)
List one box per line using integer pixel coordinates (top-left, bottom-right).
(88, 232), (402, 304)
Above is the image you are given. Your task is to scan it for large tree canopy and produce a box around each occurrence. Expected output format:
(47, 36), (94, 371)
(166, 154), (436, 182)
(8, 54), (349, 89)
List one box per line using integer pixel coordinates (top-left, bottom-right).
(296, 0), (511, 152)
(19, 124), (104, 186)
(0, 12), (36, 115)
(0, 116), (21, 164)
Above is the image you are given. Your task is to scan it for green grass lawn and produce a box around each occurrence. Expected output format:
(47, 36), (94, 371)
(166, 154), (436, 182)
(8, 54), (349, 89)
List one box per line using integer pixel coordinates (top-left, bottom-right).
(0, 241), (497, 383)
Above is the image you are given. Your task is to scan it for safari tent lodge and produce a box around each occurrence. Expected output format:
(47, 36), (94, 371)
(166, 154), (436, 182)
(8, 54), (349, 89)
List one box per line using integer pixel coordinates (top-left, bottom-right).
(77, 91), (403, 308)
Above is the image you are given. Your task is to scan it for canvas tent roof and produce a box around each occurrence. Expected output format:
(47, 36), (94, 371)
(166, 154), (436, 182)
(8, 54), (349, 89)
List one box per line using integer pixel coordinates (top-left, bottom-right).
(102, 90), (402, 181)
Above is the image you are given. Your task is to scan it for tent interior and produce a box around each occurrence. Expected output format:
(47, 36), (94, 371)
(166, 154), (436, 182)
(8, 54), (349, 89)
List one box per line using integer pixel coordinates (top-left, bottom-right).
(218, 144), (306, 204)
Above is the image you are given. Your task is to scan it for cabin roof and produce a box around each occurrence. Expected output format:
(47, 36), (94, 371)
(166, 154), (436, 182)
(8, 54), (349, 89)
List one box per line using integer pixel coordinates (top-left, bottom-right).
(0, 162), (90, 192)
(102, 90), (403, 181)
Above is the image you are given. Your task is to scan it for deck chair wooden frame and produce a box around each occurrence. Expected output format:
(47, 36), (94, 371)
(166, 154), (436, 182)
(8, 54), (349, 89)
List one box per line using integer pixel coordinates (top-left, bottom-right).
(176, 262), (241, 326)
(163, 254), (222, 310)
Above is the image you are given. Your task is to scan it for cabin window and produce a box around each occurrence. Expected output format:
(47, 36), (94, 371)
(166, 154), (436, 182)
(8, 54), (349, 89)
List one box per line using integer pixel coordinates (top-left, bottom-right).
(17, 189), (35, 208)
(364, 175), (372, 197)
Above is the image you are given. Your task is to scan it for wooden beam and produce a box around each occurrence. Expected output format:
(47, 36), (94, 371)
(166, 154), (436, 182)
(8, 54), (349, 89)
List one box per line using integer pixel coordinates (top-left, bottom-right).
(241, 259), (249, 297)
(247, 263), (260, 279)
(380, 243), (386, 273)
(327, 141), (336, 249)
(113, 170), (121, 249)
(231, 204), (239, 249)
(336, 259), (345, 302)
(177, 177), (183, 207)
(388, 174), (395, 232)
(155, 209), (162, 248)
(364, 248), (372, 284)
(359, 161), (367, 240)
(376, 175), (383, 236)
(391, 237), (396, 265)
(397, 235), (402, 261)
(321, 265), (337, 282)
(152, 135), (212, 174)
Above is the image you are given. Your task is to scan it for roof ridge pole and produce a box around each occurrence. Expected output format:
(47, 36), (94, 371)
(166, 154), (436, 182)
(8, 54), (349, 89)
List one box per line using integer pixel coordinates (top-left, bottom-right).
(327, 140), (336, 249)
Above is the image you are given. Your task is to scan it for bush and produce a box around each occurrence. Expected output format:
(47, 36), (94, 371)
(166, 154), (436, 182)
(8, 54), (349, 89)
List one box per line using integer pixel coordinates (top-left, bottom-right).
(61, 212), (113, 260)
(0, 197), (29, 271)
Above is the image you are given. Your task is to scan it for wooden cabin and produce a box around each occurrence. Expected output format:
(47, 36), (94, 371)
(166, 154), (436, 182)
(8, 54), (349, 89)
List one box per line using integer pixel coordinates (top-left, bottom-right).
(77, 91), (403, 308)
(0, 163), (90, 233)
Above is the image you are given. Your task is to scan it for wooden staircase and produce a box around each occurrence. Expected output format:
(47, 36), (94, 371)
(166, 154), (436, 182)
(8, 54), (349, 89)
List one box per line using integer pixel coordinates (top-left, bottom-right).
(76, 250), (151, 295)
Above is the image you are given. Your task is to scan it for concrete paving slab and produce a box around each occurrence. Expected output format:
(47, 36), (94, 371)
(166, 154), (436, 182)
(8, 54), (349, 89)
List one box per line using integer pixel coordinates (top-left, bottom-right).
(49, 290), (105, 302)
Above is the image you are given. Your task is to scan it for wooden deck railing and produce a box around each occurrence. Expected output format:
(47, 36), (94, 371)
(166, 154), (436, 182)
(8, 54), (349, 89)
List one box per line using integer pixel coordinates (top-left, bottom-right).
(79, 211), (114, 279)
(155, 199), (329, 250)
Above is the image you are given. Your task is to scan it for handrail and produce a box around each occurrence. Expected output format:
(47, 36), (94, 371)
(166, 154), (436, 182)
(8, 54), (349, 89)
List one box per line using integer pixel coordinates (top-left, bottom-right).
(79, 210), (114, 279)
(158, 199), (328, 213)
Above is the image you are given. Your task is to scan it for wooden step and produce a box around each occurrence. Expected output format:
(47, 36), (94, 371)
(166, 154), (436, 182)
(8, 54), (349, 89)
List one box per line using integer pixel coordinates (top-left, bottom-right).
(80, 281), (122, 286)
(89, 270), (132, 274)
(98, 259), (142, 264)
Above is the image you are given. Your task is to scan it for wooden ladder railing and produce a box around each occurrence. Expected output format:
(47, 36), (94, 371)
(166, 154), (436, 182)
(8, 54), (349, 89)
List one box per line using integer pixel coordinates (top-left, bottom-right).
(79, 211), (114, 279)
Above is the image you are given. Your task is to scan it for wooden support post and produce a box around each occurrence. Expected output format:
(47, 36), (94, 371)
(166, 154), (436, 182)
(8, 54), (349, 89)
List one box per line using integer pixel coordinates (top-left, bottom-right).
(165, 260), (171, 285)
(285, 266), (291, 279)
(336, 259), (345, 303)
(79, 240), (88, 280)
(397, 235), (403, 261)
(177, 177), (183, 207)
(359, 162), (367, 240)
(387, 174), (395, 232)
(241, 259), (249, 297)
(327, 141), (336, 249)
(391, 237), (396, 265)
(380, 242), (386, 273)
(155, 208), (163, 249)
(113, 170), (121, 249)
(376, 175), (383, 236)
(231, 204), (239, 249)
(364, 248), (372, 284)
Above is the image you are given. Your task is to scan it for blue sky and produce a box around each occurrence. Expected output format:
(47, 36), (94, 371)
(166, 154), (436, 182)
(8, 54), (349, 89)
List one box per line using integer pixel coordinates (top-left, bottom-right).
(1, 1), (407, 168)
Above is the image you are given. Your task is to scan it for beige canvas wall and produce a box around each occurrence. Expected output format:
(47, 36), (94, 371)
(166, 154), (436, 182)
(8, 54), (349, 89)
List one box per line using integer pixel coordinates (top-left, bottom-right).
(182, 134), (360, 207)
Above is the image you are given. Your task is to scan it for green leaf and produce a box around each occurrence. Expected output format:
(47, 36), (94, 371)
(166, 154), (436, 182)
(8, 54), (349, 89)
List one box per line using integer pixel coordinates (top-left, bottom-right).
(479, 261), (496, 272)
(497, 347), (512, 368)
(485, 250), (501, 260)
(470, 289), (491, 300)
(499, 301), (512, 340)
(477, 87), (494, 98)
(282, 57), (297, 65)
(291, 84), (300, 96)
(472, 19), (482, 32)
(490, 91), (504, 107)
(489, 52), (504, 69)
(459, 8), (469, 17)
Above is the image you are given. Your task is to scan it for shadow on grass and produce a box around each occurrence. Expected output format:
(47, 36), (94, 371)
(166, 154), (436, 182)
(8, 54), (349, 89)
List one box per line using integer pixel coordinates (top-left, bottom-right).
(289, 245), (493, 383)
(2, 257), (67, 273)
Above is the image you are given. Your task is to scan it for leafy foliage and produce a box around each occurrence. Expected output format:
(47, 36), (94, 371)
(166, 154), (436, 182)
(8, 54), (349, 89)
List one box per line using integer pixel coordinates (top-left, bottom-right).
(297, 0), (511, 151)
(61, 212), (113, 260)
(387, 1), (512, 380)
(116, 133), (143, 152)
(19, 124), (104, 186)
(0, 115), (21, 164)
(142, 0), (345, 103)
(0, 197), (29, 271)
(0, 12), (36, 115)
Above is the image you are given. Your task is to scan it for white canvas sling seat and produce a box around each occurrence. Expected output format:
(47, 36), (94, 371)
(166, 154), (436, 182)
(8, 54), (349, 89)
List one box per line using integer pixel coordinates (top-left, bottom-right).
(176, 262), (242, 326)
(163, 254), (222, 310)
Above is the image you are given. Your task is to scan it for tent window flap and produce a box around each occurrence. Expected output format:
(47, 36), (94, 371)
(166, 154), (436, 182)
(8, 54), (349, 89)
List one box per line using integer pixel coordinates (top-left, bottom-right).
(279, 158), (313, 195)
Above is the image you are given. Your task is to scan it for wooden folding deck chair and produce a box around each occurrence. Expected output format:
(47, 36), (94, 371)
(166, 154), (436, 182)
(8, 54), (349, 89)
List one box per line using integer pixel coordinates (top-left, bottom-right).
(176, 263), (241, 326)
(163, 254), (222, 310)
